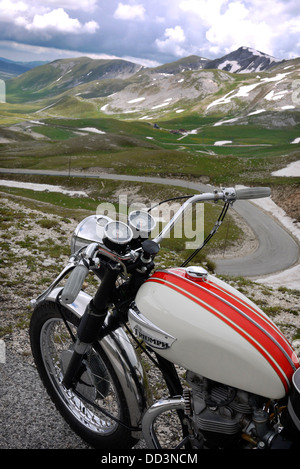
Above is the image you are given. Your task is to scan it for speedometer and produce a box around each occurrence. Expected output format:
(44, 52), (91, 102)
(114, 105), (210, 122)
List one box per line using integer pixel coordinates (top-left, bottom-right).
(128, 210), (156, 238)
(104, 221), (133, 245)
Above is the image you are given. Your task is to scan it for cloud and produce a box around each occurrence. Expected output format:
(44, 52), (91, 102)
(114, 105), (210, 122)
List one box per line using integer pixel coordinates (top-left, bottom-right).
(113, 3), (145, 21)
(155, 25), (187, 57)
(25, 9), (95, 34)
(204, 1), (274, 56)
(180, 0), (224, 25)
(178, 0), (300, 58)
(0, 0), (299, 65)
(0, 0), (29, 23)
(39, 0), (98, 11)
(0, 1), (99, 34)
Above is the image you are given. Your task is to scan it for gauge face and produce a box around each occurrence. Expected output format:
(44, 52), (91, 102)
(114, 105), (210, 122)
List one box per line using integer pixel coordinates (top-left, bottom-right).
(104, 221), (133, 245)
(96, 215), (111, 227)
(128, 210), (156, 237)
(96, 215), (112, 242)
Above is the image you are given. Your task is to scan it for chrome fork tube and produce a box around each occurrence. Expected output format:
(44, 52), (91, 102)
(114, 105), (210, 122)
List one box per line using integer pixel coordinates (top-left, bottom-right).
(142, 397), (185, 449)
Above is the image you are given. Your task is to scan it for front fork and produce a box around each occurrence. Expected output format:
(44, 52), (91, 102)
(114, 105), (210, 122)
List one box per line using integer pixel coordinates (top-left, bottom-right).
(62, 261), (122, 389)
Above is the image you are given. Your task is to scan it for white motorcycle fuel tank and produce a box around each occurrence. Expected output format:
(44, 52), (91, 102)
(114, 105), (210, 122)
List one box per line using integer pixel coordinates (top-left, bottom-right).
(129, 267), (299, 399)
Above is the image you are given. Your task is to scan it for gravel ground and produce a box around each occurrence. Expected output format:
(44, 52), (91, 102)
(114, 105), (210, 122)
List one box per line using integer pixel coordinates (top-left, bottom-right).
(1, 194), (300, 450)
(0, 348), (92, 449)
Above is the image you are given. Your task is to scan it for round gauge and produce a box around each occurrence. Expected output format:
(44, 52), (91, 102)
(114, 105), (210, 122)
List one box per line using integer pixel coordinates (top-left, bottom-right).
(103, 220), (133, 246)
(128, 210), (156, 238)
(95, 215), (112, 243)
(96, 215), (111, 227)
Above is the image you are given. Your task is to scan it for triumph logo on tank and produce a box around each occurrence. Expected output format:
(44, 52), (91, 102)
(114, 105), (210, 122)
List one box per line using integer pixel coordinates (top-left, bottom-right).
(133, 325), (174, 349)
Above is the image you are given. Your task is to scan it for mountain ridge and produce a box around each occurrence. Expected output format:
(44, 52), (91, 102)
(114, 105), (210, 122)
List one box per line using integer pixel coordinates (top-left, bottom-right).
(0, 57), (48, 80)
(1, 46), (289, 80)
(203, 46), (284, 73)
(3, 46), (300, 127)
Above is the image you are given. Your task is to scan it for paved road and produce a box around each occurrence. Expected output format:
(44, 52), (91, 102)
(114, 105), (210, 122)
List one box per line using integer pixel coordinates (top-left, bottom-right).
(0, 167), (299, 277)
(216, 199), (299, 276)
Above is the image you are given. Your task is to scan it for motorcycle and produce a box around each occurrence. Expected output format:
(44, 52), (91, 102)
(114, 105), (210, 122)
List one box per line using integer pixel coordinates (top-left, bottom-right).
(30, 186), (300, 450)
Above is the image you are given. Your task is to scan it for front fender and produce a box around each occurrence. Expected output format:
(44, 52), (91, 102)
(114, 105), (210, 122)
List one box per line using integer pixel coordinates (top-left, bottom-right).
(45, 287), (148, 437)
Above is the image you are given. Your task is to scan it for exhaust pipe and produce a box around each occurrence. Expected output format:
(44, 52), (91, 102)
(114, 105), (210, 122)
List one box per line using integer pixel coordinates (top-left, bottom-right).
(142, 397), (185, 449)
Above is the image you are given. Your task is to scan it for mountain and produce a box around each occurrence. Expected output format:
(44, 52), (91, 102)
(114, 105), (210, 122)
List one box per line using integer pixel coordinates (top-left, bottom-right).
(0, 46), (283, 81)
(95, 56), (300, 123)
(151, 55), (210, 74)
(6, 56), (143, 101)
(152, 47), (284, 75)
(204, 46), (283, 73)
(6, 46), (286, 102)
(0, 58), (29, 77)
(0, 57), (48, 80)
(4, 47), (300, 129)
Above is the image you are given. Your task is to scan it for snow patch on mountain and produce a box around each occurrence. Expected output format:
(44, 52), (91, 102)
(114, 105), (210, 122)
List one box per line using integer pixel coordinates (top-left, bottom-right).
(265, 89), (289, 101)
(214, 140), (233, 146)
(206, 68), (296, 113)
(217, 60), (240, 73)
(207, 82), (261, 110)
(272, 160), (300, 176)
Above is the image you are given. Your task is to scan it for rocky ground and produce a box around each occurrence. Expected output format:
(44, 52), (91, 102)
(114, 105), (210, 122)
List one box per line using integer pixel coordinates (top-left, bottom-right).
(0, 192), (300, 449)
(271, 183), (300, 223)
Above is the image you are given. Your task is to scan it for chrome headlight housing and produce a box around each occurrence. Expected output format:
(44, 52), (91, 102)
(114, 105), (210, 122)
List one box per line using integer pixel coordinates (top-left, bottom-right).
(70, 215), (112, 254)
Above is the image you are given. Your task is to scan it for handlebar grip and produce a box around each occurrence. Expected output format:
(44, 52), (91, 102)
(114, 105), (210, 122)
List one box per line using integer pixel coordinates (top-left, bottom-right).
(61, 264), (89, 304)
(235, 187), (271, 200)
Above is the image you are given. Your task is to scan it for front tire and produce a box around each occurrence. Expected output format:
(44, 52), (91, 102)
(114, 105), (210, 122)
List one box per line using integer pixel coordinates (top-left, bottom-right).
(30, 301), (137, 449)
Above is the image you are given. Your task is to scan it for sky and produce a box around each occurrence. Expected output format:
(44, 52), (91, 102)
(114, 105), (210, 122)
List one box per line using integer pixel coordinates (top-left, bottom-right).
(0, 0), (299, 66)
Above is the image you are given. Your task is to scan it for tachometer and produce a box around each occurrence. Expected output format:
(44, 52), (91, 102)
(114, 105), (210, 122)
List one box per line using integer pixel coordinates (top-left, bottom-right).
(103, 221), (133, 248)
(128, 210), (156, 238)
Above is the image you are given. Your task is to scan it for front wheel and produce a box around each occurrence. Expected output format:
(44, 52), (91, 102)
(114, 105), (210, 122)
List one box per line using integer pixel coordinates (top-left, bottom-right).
(30, 301), (137, 449)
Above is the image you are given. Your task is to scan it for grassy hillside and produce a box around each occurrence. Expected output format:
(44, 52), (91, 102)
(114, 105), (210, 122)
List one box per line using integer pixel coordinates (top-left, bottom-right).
(0, 56), (299, 218)
(0, 171), (245, 271)
(6, 57), (141, 103)
(0, 113), (299, 189)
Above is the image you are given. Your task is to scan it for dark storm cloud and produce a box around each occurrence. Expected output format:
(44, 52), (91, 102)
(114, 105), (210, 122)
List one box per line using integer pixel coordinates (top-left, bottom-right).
(0, 0), (299, 63)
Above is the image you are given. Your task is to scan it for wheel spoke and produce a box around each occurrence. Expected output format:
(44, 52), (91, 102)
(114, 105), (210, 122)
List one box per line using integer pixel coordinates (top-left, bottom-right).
(40, 317), (121, 434)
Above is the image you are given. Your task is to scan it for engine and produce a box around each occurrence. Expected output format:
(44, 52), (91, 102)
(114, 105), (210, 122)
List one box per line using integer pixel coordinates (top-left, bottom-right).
(185, 371), (294, 449)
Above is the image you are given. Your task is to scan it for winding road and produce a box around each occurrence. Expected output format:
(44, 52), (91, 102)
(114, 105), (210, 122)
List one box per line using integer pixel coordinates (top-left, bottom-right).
(0, 167), (299, 278)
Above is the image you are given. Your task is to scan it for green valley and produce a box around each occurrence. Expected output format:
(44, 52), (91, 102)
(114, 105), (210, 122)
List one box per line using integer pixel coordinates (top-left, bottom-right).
(0, 51), (299, 223)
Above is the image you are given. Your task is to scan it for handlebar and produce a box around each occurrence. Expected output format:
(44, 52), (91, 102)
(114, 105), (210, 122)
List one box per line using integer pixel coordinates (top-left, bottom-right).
(60, 186), (271, 304)
(235, 187), (271, 200)
(153, 186), (270, 243)
(61, 243), (99, 305)
(61, 263), (89, 304)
